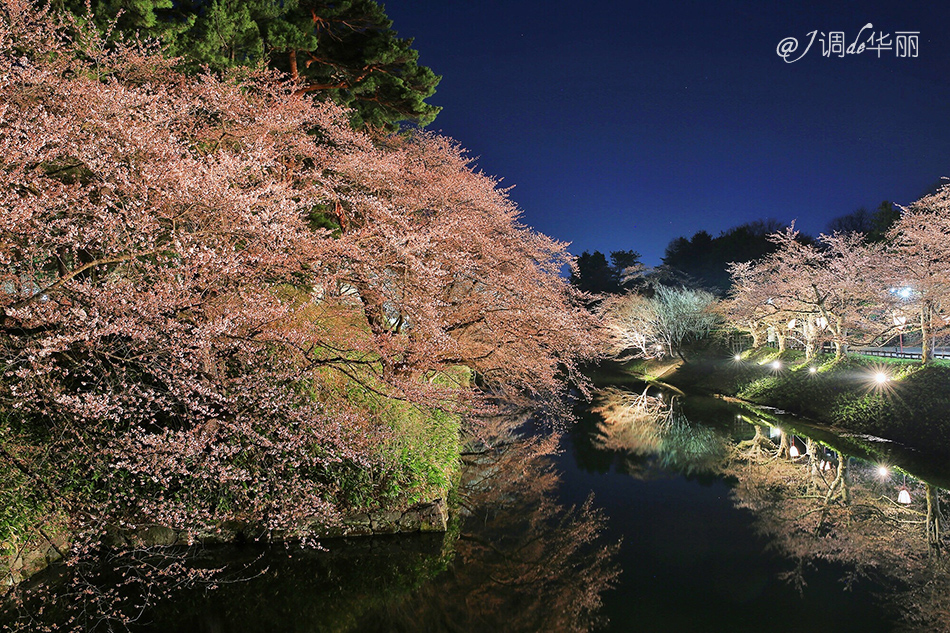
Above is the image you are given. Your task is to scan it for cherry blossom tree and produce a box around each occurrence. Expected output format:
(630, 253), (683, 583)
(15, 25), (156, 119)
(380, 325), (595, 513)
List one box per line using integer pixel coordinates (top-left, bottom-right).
(0, 3), (600, 621)
(599, 293), (663, 359)
(886, 183), (950, 363)
(716, 261), (793, 351)
(724, 227), (891, 359)
(321, 129), (601, 400)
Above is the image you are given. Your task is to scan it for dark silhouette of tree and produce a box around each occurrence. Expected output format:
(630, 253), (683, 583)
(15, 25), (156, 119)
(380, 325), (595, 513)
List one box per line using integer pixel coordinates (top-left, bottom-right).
(828, 207), (876, 235)
(827, 201), (900, 243)
(662, 220), (787, 295)
(52, 0), (441, 131)
(571, 250), (615, 296)
(570, 250), (644, 298)
(609, 249), (644, 292)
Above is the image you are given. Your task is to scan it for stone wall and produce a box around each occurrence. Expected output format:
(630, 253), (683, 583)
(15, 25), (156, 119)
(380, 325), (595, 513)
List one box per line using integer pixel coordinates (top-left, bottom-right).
(4, 495), (449, 587)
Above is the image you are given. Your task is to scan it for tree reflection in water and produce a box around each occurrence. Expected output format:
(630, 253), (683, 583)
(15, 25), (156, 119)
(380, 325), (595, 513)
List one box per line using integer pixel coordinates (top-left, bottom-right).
(727, 427), (950, 631)
(592, 387), (728, 476)
(591, 386), (950, 631)
(364, 408), (621, 632)
(2, 409), (620, 633)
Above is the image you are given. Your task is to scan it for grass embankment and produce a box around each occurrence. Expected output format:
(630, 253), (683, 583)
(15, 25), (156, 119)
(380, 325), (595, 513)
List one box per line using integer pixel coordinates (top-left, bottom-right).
(0, 366), (467, 587)
(655, 347), (950, 457)
(304, 364), (466, 511)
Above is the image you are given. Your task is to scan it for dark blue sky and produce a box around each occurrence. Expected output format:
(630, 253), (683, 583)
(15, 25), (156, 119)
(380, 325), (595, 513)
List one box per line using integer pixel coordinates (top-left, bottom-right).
(385, 1), (950, 265)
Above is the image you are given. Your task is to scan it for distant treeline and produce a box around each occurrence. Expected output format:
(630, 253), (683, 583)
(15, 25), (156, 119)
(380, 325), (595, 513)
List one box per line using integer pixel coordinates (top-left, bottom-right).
(572, 201), (900, 297)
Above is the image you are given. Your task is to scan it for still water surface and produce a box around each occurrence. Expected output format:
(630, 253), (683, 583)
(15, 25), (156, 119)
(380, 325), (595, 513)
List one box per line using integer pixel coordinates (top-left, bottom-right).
(19, 380), (950, 631)
(561, 388), (906, 632)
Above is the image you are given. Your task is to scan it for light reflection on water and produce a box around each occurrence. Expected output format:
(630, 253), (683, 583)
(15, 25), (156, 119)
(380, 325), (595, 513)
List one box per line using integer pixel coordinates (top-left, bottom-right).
(7, 383), (950, 632)
(566, 384), (950, 632)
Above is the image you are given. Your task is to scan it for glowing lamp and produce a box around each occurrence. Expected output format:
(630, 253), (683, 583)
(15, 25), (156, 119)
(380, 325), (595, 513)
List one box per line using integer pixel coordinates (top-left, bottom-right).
(808, 367), (817, 374)
(734, 354), (742, 361)
(898, 487), (912, 504)
(877, 466), (889, 478)
(789, 444), (800, 458)
(771, 360), (782, 370)
(874, 372), (888, 384)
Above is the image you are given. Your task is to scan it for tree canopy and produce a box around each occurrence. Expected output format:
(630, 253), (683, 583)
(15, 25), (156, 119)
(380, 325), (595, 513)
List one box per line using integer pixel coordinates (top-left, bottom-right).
(52, 0), (442, 131)
(601, 286), (719, 361)
(0, 0), (598, 593)
(570, 249), (643, 297)
(721, 187), (950, 363)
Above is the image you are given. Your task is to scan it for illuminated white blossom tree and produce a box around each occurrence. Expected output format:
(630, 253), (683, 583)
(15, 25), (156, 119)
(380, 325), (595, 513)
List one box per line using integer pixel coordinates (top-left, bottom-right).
(886, 183), (950, 363)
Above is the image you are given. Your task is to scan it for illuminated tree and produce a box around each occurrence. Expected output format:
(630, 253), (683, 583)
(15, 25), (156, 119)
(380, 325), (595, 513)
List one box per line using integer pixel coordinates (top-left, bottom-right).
(886, 184), (950, 363)
(600, 293), (663, 359)
(722, 260), (784, 351)
(601, 286), (718, 361)
(0, 4), (598, 620)
(724, 227), (891, 359)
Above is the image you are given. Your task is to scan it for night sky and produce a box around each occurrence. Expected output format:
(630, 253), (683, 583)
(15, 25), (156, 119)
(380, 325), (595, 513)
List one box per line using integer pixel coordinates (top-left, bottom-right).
(384, 1), (950, 265)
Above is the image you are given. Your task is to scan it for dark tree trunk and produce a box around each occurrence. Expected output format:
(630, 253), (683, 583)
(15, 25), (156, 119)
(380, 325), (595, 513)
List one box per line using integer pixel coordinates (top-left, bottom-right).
(921, 303), (934, 364)
(927, 483), (942, 556)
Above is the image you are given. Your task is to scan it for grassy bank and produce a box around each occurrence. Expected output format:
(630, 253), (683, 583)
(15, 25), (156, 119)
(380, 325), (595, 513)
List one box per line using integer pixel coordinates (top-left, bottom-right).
(0, 366), (467, 587)
(631, 348), (950, 458)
